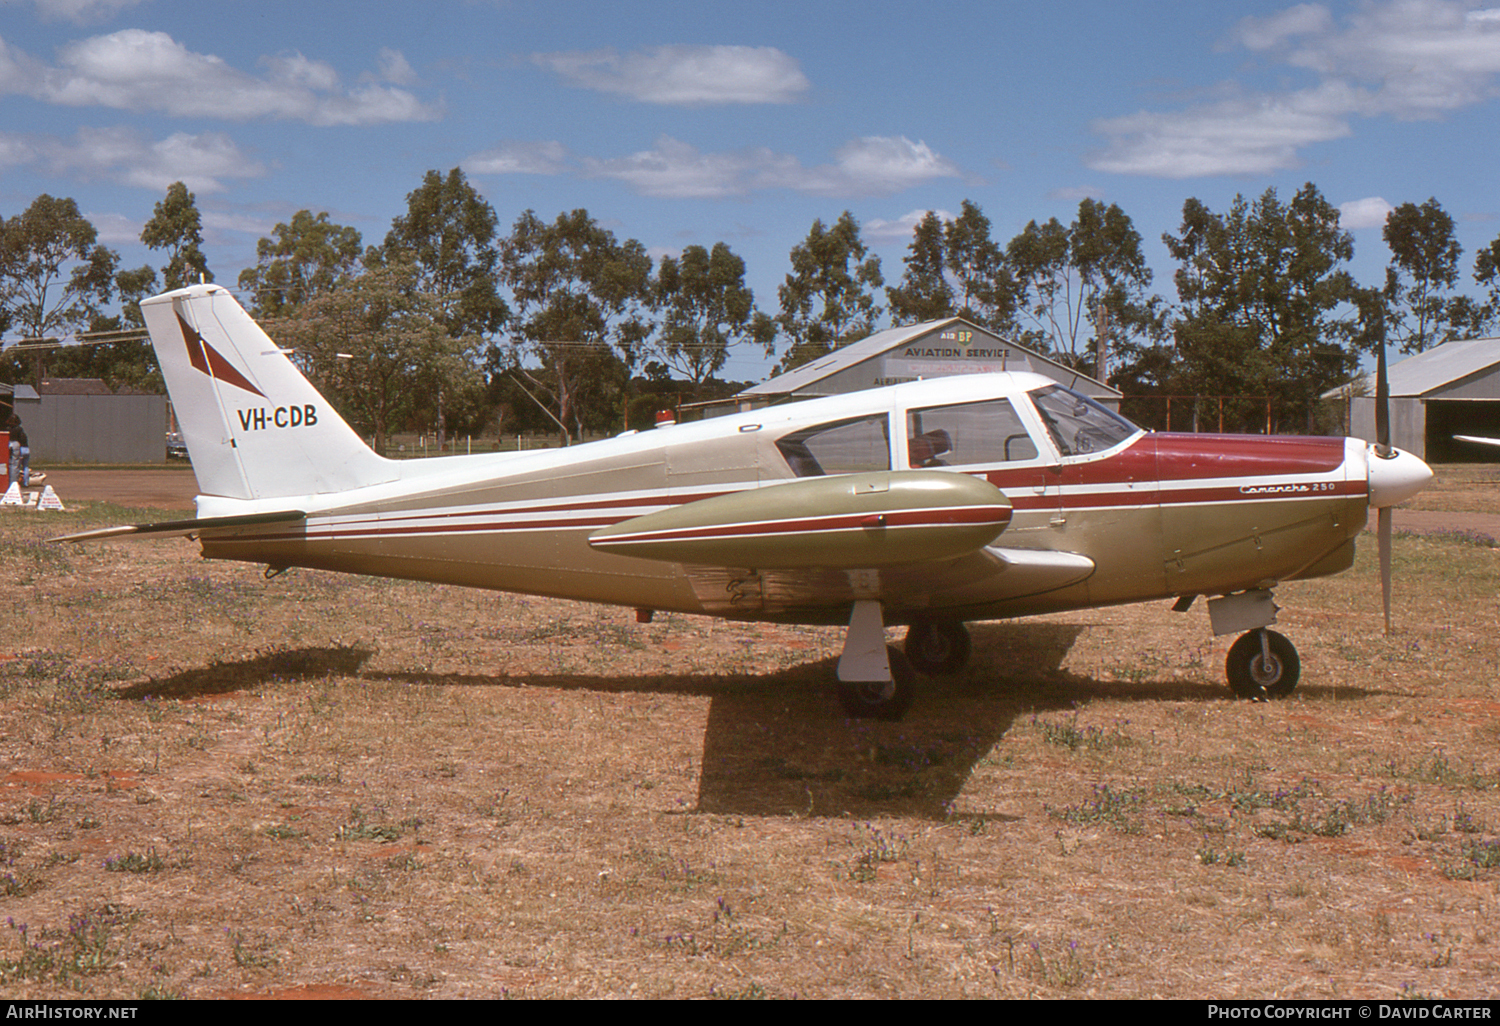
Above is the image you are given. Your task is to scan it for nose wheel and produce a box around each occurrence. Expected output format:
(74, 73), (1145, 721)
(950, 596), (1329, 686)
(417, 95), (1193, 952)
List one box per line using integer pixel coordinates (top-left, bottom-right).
(1225, 629), (1299, 699)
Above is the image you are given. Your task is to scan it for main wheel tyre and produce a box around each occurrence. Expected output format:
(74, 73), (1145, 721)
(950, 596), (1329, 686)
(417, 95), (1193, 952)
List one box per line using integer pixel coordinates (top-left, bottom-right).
(904, 620), (971, 676)
(837, 646), (916, 721)
(1225, 629), (1300, 699)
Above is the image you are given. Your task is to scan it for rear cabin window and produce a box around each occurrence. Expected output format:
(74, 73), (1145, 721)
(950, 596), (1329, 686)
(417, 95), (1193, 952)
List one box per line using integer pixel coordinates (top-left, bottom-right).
(906, 399), (1039, 468)
(1028, 385), (1137, 457)
(776, 414), (892, 477)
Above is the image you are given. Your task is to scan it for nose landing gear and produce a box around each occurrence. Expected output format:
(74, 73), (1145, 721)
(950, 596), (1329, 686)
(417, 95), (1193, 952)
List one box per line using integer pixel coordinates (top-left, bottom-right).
(1225, 628), (1300, 699)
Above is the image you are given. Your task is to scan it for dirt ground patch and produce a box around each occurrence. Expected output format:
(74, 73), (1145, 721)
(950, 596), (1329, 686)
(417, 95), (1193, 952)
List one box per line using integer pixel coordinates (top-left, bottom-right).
(1, 465), (1498, 999)
(36, 467), (199, 511)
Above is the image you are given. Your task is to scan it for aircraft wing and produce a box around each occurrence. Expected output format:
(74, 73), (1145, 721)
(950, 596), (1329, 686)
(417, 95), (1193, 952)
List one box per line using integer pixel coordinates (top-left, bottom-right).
(1455, 435), (1500, 449)
(51, 510), (306, 544)
(589, 471), (1094, 617)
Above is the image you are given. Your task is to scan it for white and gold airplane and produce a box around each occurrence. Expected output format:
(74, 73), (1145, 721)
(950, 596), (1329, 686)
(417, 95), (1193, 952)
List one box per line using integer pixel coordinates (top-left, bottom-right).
(59, 284), (1434, 719)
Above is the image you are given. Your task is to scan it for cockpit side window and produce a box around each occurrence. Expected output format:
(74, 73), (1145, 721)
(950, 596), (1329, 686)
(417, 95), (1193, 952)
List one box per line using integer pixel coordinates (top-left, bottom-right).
(776, 414), (892, 478)
(905, 399), (1040, 467)
(1029, 385), (1138, 457)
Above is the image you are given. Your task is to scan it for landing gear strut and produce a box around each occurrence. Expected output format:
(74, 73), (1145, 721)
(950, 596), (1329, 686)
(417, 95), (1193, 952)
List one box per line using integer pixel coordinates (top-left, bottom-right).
(837, 648), (915, 721)
(1207, 589), (1300, 700)
(904, 619), (971, 676)
(836, 600), (915, 720)
(1225, 628), (1300, 699)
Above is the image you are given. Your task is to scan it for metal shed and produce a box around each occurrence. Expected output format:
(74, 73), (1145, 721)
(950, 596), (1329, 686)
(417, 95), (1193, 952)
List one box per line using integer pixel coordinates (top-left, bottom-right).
(697, 318), (1120, 417)
(2, 378), (168, 463)
(1345, 339), (1500, 461)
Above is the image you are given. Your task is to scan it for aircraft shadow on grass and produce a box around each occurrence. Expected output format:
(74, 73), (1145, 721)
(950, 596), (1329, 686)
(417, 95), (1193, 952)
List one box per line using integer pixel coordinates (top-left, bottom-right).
(106, 622), (1389, 820)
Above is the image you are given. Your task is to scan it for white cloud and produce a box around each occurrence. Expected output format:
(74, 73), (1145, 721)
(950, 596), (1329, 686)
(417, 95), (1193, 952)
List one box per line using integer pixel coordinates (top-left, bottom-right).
(1, 29), (440, 125)
(374, 47), (417, 86)
(463, 140), (573, 176)
(85, 210), (141, 245)
(1094, 0), (1500, 177)
(864, 208), (956, 243)
(1047, 185), (1106, 202)
(1089, 85), (1354, 177)
(28, 0), (145, 24)
(9, 125), (268, 193)
(582, 136), (778, 197)
(1338, 195), (1395, 229)
(1234, 3), (1334, 51)
(573, 135), (960, 198)
(532, 45), (809, 105)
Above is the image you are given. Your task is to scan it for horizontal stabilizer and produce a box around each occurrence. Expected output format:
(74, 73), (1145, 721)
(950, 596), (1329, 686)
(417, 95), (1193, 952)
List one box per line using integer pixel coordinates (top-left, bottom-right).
(51, 509), (306, 544)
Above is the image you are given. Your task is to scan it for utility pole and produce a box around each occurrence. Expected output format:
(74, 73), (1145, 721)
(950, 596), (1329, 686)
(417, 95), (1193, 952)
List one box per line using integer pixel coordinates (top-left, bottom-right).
(1094, 302), (1110, 381)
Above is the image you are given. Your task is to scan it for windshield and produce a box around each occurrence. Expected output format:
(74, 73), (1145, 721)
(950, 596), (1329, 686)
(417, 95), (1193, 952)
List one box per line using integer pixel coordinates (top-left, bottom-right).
(1028, 385), (1139, 457)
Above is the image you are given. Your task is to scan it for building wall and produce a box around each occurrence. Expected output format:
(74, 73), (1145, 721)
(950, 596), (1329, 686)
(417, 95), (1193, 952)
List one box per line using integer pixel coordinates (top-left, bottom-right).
(30, 394), (167, 463)
(1351, 396), (1428, 458)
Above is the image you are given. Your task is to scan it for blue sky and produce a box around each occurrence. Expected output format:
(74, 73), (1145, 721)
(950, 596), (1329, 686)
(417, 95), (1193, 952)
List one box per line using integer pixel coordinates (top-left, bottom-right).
(5, 0), (1500, 379)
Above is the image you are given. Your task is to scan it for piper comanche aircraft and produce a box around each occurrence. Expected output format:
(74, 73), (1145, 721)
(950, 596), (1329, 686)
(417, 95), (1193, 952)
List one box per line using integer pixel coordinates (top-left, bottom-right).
(59, 284), (1435, 720)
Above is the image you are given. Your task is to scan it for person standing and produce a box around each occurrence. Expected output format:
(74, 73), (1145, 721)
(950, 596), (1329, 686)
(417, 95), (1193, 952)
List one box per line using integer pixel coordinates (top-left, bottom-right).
(5, 414), (39, 487)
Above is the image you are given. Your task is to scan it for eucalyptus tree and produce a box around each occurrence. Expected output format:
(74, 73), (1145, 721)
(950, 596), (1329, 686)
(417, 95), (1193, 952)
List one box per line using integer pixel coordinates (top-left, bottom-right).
(47, 264), (165, 394)
(1006, 198), (1156, 378)
(1468, 234), (1500, 337)
(776, 211), (883, 372)
(1162, 183), (1358, 432)
(0, 194), (118, 387)
(272, 261), (478, 455)
(654, 242), (775, 396)
(885, 211), (953, 325)
(141, 182), (212, 289)
(378, 169), (509, 444)
(1381, 198), (1464, 353)
(239, 210), (363, 320)
(887, 201), (1018, 332)
(499, 208), (653, 441)
(380, 168), (508, 340)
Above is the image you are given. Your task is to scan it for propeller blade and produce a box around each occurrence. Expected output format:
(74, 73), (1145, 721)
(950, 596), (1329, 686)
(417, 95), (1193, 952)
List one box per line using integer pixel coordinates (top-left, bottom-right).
(1375, 341), (1391, 457)
(1379, 505), (1392, 636)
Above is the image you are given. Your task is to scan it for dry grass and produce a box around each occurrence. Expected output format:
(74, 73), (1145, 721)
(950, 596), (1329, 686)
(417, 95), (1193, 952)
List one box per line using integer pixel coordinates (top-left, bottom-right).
(1404, 463), (1500, 516)
(1, 482), (1498, 1000)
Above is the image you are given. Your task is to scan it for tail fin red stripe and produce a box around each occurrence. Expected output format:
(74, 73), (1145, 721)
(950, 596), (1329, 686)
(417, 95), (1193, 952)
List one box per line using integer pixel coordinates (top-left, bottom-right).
(176, 312), (266, 398)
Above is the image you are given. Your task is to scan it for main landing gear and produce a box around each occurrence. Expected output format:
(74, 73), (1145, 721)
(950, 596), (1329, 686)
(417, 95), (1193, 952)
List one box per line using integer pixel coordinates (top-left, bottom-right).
(835, 606), (975, 720)
(836, 600), (915, 720)
(903, 619), (972, 677)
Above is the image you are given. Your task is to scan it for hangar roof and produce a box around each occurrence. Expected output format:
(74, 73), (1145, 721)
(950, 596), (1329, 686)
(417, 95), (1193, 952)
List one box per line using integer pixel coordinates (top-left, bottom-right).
(739, 317), (1119, 399)
(1336, 338), (1500, 399)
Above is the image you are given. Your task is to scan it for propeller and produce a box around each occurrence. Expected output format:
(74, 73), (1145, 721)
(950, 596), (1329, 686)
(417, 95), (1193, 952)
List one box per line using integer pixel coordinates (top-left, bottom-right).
(1365, 339), (1433, 635)
(1376, 341), (1392, 635)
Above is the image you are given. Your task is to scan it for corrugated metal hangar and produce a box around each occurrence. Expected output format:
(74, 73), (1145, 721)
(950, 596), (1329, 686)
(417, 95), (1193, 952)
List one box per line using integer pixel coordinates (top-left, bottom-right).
(2, 378), (168, 463)
(1346, 339), (1500, 461)
(698, 318), (1119, 418)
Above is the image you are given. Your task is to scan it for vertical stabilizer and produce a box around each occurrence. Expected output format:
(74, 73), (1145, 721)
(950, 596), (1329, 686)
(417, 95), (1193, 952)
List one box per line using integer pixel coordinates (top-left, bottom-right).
(141, 285), (397, 500)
